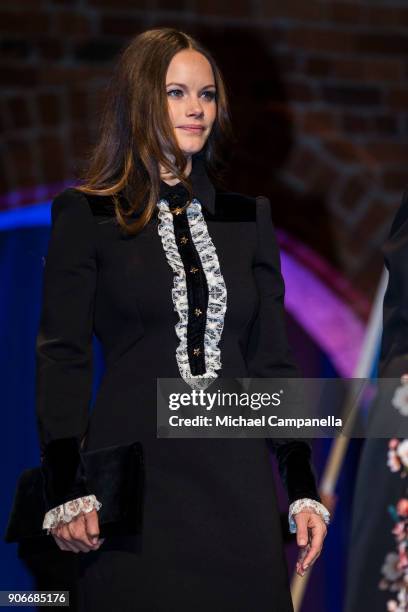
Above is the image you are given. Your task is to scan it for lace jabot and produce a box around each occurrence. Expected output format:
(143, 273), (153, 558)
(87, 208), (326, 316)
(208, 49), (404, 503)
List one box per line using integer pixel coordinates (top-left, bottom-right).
(156, 177), (227, 391)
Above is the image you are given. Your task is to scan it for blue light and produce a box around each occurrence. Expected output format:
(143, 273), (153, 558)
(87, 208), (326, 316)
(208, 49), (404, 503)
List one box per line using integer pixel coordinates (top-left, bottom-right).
(0, 201), (51, 231)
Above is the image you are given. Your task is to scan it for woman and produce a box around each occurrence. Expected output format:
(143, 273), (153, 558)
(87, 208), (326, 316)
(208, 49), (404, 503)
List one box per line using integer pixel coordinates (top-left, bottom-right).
(36, 27), (329, 611)
(344, 191), (408, 612)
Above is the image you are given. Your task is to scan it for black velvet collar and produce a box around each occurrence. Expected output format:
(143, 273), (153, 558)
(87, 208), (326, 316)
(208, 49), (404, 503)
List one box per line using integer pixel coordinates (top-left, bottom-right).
(82, 153), (258, 223)
(159, 152), (215, 215)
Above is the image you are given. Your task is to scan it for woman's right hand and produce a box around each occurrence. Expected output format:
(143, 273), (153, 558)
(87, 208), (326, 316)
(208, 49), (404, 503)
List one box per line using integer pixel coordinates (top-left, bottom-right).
(51, 509), (105, 553)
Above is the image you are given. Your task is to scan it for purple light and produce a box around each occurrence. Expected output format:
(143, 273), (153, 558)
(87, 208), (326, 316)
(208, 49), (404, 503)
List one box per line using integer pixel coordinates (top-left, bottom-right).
(281, 249), (365, 377)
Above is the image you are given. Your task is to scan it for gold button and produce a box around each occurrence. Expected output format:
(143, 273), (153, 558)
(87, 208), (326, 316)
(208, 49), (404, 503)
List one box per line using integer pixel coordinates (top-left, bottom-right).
(180, 236), (188, 244)
(194, 308), (202, 316)
(190, 266), (199, 274)
(193, 347), (201, 356)
(172, 207), (184, 215)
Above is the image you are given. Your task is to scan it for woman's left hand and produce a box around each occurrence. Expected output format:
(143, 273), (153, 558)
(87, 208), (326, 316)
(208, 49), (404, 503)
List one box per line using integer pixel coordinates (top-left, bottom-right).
(294, 511), (327, 576)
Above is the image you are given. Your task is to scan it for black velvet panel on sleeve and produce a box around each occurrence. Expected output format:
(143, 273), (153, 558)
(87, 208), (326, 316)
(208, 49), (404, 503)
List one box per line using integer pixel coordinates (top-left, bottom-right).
(269, 439), (320, 504)
(247, 196), (321, 504)
(41, 437), (90, 511)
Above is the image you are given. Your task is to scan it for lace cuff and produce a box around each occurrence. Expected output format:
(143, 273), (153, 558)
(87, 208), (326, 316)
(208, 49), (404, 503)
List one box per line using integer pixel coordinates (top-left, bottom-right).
(42, 494), (102, 535)
(288, 497), (330, 534)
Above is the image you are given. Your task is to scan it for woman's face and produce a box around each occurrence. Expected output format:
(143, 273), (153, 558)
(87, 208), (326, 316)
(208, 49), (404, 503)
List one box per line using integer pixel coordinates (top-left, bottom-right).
(166, 49), (217, 157)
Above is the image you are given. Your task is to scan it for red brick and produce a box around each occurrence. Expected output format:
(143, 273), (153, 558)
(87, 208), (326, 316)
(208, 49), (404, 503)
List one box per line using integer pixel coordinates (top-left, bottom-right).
(302, 109), (337, 135)
(341, 173), (372, 215)
(37, 93), (61, 127)
(323, 84), (382, 107)
(89, 0), (148, 7)
(158, 0), (191, 9)
(333, 58), (403, 82)
(338, 201), (392, 270)
(0, 101), (7, 134)
(54, 11), (92, 37)
(0, 65), (38, 87)
(7, 97), (31, 130)
(285, 78), (316, 103)
(74, 39), (122, 62)
(0, 152), (9, 194)
(304, 56), (333, 78)
(5, 0), (44, 5)
(266, 102), (294, 125)
(331, 224), (360, 257)
(0, 11), (51, 35)
(386, 88), (408, 111)
(309, 160), (340, 195)
(67, 125), (93, 165)
(6, 138), (36, 188)
(342, 112), (398, 136)
(274, 52), (298, 74)
(366, 141), (408, 165)
(329, 3), (367, 25)
(195, 0), (251, 17)
(351, 252), (383, 301)
(100, 15), (145, 37)
(38, 65), (108, 86)
(68, 88), (90, 123)
(356, 33), (408, 56)
(398, 9), (408, 28)
(366, 6), (400, 28)
(363, 59), (403, 83)
(35, 38), (64, 60)
(353, 200), (392, 242)
(285, 145), (321, 186)
(261, 1), (327, 21)
(373, 114), (399, 135)
(323, 137), (360, 164)
(382, 168), (408, 191)
(0, 39), (31, 60)
(341, 113), (371, 134)
(286, 27), (354, 53)
(37, 134), (66, 182)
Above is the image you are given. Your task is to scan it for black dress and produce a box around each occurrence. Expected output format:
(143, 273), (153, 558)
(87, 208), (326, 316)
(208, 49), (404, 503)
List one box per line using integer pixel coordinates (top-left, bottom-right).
(36, 152), (321, 612)
(344, 192), (408, 612)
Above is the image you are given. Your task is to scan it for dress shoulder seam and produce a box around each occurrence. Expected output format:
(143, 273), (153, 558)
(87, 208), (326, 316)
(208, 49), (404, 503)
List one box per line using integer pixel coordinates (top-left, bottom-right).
(50, 187), (99, 259)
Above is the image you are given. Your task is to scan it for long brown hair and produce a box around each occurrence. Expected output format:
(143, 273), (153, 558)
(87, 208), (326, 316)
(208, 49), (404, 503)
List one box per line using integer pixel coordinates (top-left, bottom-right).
(76, 27), (235, 235)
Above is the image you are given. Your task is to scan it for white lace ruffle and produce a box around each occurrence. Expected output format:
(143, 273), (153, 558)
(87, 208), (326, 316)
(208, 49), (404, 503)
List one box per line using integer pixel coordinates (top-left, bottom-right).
(42, 494), (102, 534)
(288, 497), (330, 534)
(156, 198), (227, 391)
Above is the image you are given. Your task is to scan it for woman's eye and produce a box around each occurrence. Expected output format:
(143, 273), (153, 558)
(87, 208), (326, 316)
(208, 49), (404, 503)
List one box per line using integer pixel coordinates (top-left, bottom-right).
(167, 89), (183, 97)
(166, 89), (216, 100)
(202, 90), (216, 101)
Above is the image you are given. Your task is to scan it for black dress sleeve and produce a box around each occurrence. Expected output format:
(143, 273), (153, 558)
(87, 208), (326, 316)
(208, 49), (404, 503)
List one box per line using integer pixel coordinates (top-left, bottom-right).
(379, 190), (408, 376)
(36, 188), (97, 512)
(247, 196), (320, 504)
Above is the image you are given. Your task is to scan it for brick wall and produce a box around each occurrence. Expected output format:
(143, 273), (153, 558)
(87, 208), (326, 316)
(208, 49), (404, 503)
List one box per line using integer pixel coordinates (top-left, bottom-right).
(1, 0), (408, 300)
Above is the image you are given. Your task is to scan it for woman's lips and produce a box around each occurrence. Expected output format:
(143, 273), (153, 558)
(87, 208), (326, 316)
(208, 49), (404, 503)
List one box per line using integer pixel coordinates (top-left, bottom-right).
(179, 126), (204, 133)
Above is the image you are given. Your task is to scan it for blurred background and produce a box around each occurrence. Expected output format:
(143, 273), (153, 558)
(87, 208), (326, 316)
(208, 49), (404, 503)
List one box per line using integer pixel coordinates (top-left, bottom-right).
(1, 1), (407, 610)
